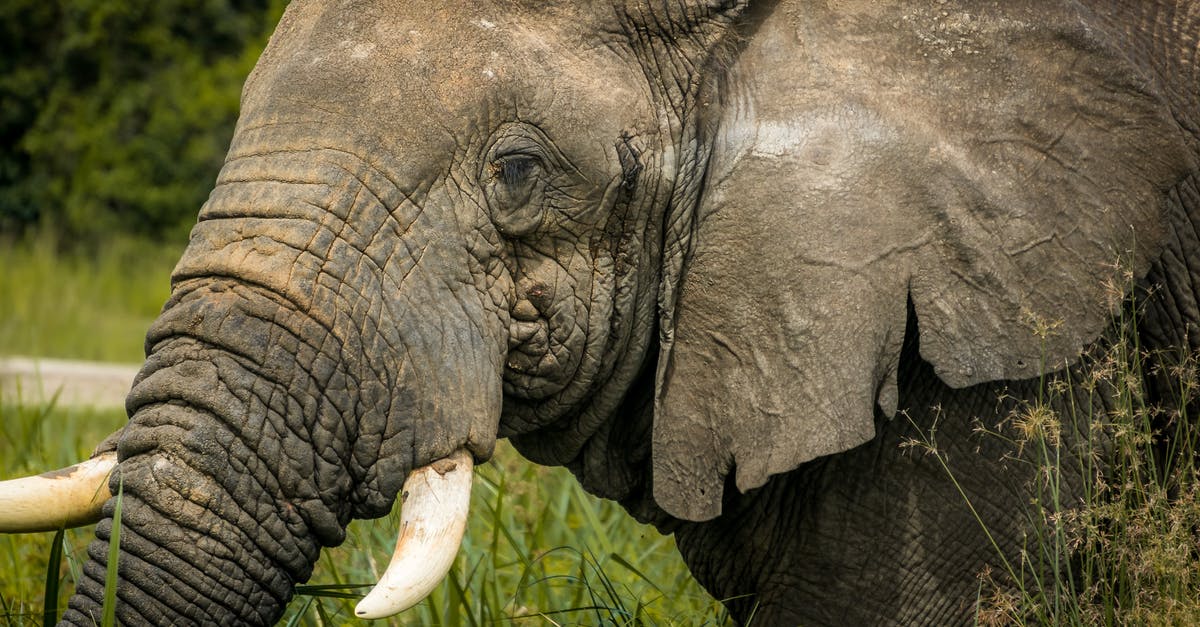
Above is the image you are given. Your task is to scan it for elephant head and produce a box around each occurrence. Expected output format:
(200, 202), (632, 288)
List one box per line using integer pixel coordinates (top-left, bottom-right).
(1, 0), (1196, 624)
(1, 1), (752, 623)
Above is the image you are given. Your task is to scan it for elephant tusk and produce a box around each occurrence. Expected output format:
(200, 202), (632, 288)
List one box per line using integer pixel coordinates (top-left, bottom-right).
(354, 449), (474, 619)
(0, 451), (116, 533)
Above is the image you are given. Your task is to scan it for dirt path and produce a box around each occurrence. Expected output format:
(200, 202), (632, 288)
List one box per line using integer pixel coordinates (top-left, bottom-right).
(0, 357), (140, 409)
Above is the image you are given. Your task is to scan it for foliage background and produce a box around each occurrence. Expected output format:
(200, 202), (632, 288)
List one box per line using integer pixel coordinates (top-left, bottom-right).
(1, 0), (289, 243)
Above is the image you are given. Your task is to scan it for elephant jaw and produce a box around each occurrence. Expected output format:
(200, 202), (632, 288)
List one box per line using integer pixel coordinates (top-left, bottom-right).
(0, 449), (474, 619)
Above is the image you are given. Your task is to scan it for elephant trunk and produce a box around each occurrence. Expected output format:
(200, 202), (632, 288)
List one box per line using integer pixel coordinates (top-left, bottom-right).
(60, 287), (355, 625)
(55, 151), (509, 624)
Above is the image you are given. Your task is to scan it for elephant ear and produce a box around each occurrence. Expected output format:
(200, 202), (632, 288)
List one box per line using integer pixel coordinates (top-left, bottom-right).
(651, 3), (1194, 521)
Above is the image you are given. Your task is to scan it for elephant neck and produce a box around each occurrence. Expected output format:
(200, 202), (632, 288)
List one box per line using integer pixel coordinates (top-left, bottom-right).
(1141, 172), (1200, 359)
(1082, 0), (1200, 151)
(1081, 0), (1200, 390)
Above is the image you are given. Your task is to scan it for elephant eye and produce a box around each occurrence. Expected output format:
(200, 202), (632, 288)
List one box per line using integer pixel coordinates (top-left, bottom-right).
(484, 153), (547, 236)
(488, 154), (544, 208)
(494, 154), (539, 186)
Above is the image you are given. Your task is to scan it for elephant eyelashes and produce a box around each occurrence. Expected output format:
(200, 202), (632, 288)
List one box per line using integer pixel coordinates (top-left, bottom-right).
(497, 155), (537, 186)
(488, 154), (541, 208)
(485, 153), (548, 237)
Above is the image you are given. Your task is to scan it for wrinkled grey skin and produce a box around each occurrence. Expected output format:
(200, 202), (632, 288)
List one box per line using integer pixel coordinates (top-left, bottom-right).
(46, 1), (1198, 625)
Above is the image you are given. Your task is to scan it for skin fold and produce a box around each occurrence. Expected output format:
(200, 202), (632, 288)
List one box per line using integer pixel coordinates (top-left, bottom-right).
(5, 1), (1196, 625)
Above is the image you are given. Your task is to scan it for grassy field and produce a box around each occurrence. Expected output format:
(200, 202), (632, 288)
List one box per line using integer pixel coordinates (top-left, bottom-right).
(0, 239), (729, 625)
(0, 235), (180, 364)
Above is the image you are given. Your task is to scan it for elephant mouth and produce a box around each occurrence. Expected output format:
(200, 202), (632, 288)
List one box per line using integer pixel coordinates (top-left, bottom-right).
(502, 311), (580, 400)
(505, 318), (552, 374)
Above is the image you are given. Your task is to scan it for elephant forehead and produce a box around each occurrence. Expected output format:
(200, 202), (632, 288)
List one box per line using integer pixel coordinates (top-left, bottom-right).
(253, 2), (652, 152)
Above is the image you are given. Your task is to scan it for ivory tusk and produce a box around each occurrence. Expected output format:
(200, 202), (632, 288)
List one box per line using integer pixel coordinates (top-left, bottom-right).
(0, 451), (116, 533)
(355, 449), (474, 619)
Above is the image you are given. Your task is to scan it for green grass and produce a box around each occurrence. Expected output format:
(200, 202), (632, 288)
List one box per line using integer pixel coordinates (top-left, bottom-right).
(283, 440), (728, 626)
(0, 237), (727, 625)
(0, 399), (128, 625)
(0, 233), (181, 364)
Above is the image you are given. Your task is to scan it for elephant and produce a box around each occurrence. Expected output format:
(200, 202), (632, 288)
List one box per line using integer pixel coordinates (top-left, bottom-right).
(1, 0), (1198, 624)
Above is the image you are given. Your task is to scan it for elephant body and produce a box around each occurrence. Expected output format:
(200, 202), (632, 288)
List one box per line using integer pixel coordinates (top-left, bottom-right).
(611, 2), (1200, 622)
(671, 338), (1100, 623)
(3, 0), (1197, 625)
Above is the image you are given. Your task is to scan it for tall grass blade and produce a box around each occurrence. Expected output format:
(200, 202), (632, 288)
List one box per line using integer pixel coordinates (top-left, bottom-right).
(42, 527), (65, 626)
(314, 598), (333, 625)
(609, 553), (662, 593)
(284, 595), (316, 627)
(445, 564), (478, 627)
(101, 477), (123, 627)
(586, 549), (624, 618)
(293, 584), (369, 600)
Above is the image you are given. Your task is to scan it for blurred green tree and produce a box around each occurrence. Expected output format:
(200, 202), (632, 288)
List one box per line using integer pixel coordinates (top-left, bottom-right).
(0, 0), (289, 243)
